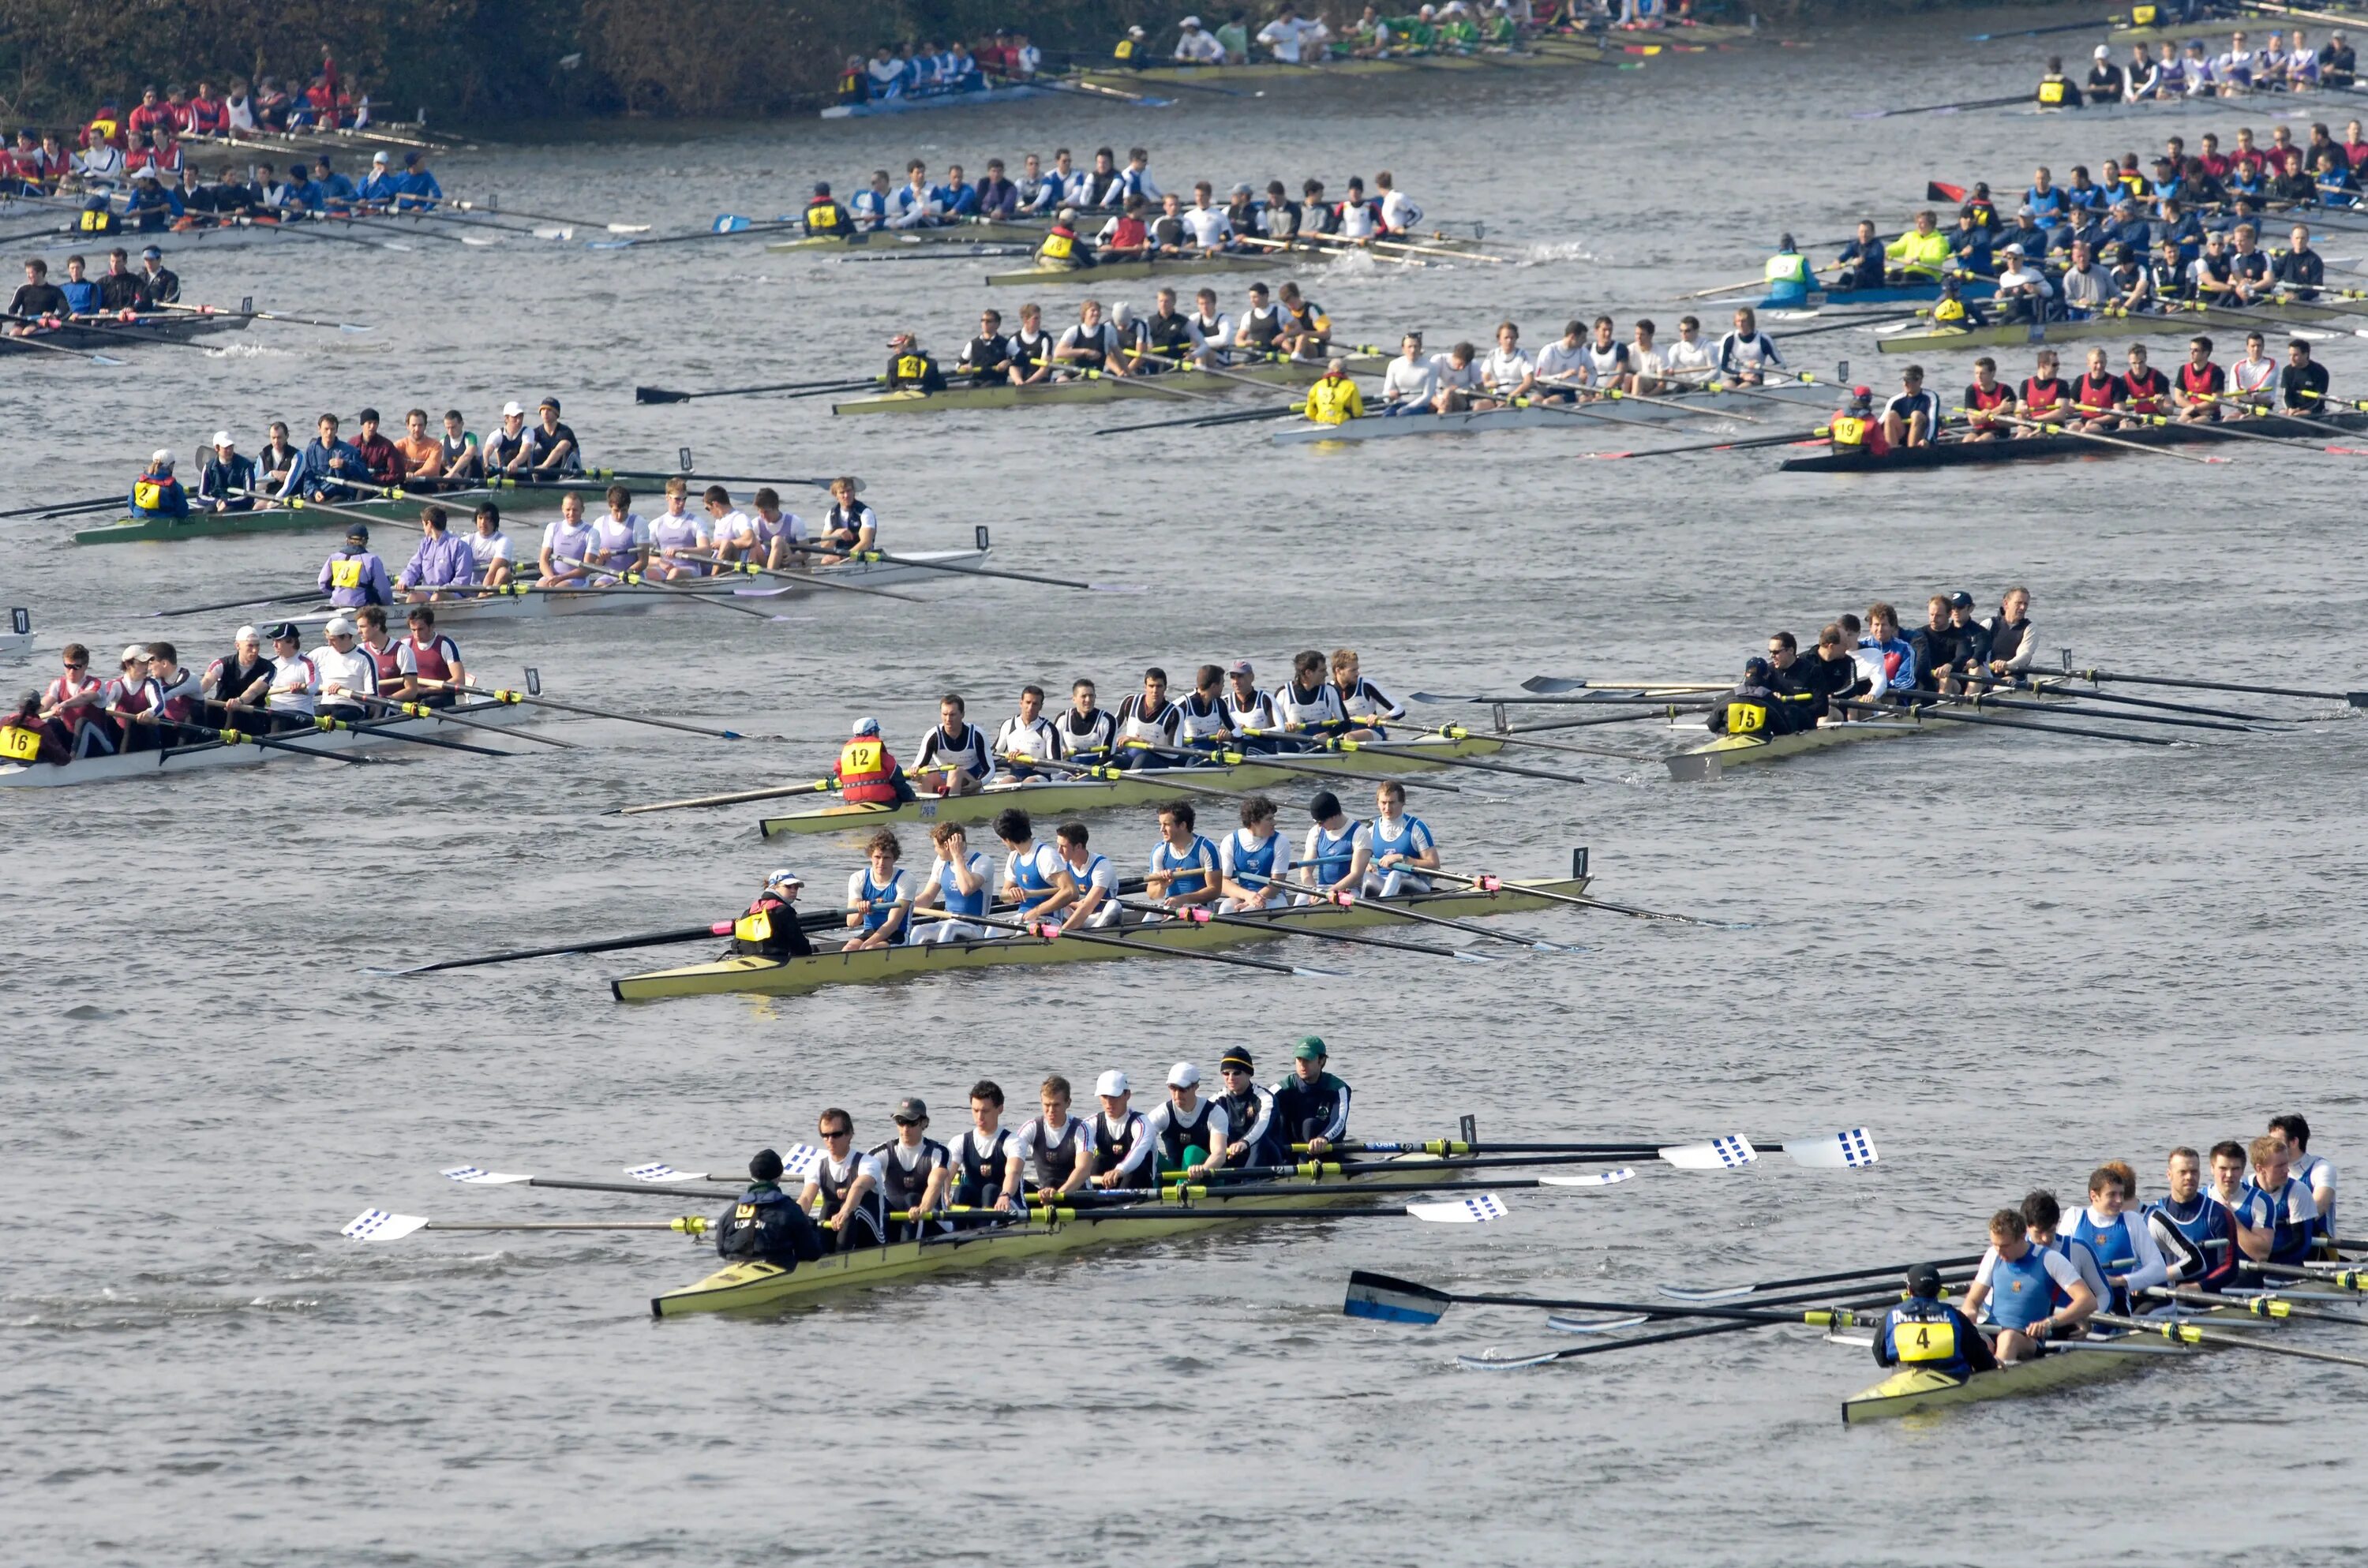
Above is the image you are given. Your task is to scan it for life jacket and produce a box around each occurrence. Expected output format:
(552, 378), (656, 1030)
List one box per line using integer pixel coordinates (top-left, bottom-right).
(1110, 215), (1148, 249)
(892, 351), (933, 383)
(1931, 296), (1968, 324)
(837, 66), (864, 99)
(1764, 251), (1808, 286)
(1830, 413), (1871, 450)
(131, 471), (178, 511)
(714, 1183), (825, 1267)
(1883, 1299), (1974, 1377)
(805, 195), (842, 230)
(732, 893), (791, 953)
(78, 207), (121, 234)
(328, 548), (371, 591)
(1306, 374), (1360, 425)
(837, 735), (899, 803)
(1038, 226), (1077, 262)
(2037, 75), (2070, 105)
(0, 721), (42, 762)
(85, 115), (120, 146)
(2074, 373), (2119, 417)
(1721, 683), (1774, 735)
(1115, 36), (1139, 60)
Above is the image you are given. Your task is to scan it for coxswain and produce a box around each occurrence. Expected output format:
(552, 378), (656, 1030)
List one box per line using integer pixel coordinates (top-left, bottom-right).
(884, 331), (946, 392)
(800, 1109), (887, 1253)
(1873, 1260), (1999, 1384)
(909, 822), (995, 945)
(1961, 181), (2003, 233)
(1087, 1070), (1156, 1190)
(1218, 794), (1292, 912)
(955, 309), (1012, 384)
(1018, 1075), (1095, 1202)
(727, 868), (815, 960)
(128, 448), (189, 519)
(1272, 1037), (1349, 1157)
(711, 1148), (826, 1271)
(816, 475), (875, 563)
(1034, 206), (1093, 271)
(868, 1098), (950, 1241)
(995, 806), (1081, 925)
(2069, 346), (2123, 434)
(1058, 676), (1118, 760)
(1706, 655), (1782, 739)
(1362, 780), (1437, 896)
(1145, 1062), (1231, 1181)
(393, 605), (466, 706)
(1146, 799), (1220, 914)
(836, 715), (912, 806)
(1213, 1048), (1283, 1169)
(1716, 306), (1784, 386)
(1883, 210), (1952, 282)
(1827, 386), (1887, 458)
(2173, 335), (2225, 422)
(2282, 337), (2330, 415)
(949, 1081), (1025, 1213)
(1301, 355), (1363, 425)
(310, 617), (377, 721)
(202, 626), (275, 726)
(2018, 347), (2072, 435)
(802, 181), (851, 236)
(1961, 357), (2014, 440)
(844, 826), (914, 949)
(259, 621), (319, 728)
(913, 692), (992, 794)
(1959, 1207), (2096, 1364)
(2146, 1146), (2241, 1293)
(1881, 365), (1939, 448)
(2269, 1113), (2336, 1247)
(2233, 1132), (2319, 1270)
(2036, 53), (2084, 107)
(1111, 664), (1182, 770)
(1763, 233), (1811, 307)
(319, 523), (393, 608)
(1297, 790), (1370, 903)
(1928, 275), (1988, 331)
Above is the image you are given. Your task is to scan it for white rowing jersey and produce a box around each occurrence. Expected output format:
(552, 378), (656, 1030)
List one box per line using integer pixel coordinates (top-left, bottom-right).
(995, 712), (1060, 765)
(1716, 329), (1785, 376)
(1381, 353), (1441, 406)
(913, 720), (992, 778)
(1223, 686), (1280, 732)
(1480, 345), (1534, 391)
(1662, 335), (1718, 381)
(2231, 354), (2276, 395)
(1379, 189), (1422, 232)
(1114, 693), (1181, 753)
(1180, 206), (1233, 249)
(1435, 357), (1484, 395)
(1274, 679), (1345, 734)
(310, 642), (377, 703)
(1632, 341), (1669, 384)
(1175, 691), (1229, 744)
(1533, 339), (1591, 391)
(265, 651), (319, 715)
(1583, 340), (1632, 383)
(1338, 675), (1404, 722)
(1338, 200), (1377, 240)
(1056, 706), (1117, 758)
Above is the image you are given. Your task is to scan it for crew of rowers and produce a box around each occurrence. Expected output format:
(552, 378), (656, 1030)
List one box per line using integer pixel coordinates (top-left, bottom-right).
(1828, 332), (2332, 455)
(713, 1036), (1358, 1263)
(122, 400), (586, 519)
(2041, 31), (2359, 106)
(6, 246), (180, 335)
(882, 280), (1340, 388)
(6, 609), (470, 764)
(1703, 587), (2035, 738)
(1875, 1116), (2336, 1379)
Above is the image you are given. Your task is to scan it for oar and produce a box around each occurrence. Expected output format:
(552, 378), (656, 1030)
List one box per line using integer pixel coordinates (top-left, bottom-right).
(1095, 403), (1307, 436)
(0, 316), (129, 365)
(343, 1211), (711, 1241)
(2205, 391), (2368, 442)
(608, 776), (837, 815)
(1967, 13), (2122, 40)
(646, 556), (927, 605)
(357, 692), (579, 750)
(1336, 1128), (1879, 1170)
(1676, 275), (1771, 301)
(307, 709), (514, 758)
(1849, 92), (2035, 120)
(386, 920), (739, 975)
(1831, 694), (2175, 747)
(1982, 672), (2277, 723)
(534, 558), (791, 622)
(414, 678), (765, 741)
(1300, 733), (1585, 786)
(1126, 736), (1469, 793)
(0, 492), (122, 518)
(1387, 719), (1654, 764)
(1105, 894), (1499, 963)
(586, 217), (802, 250)
(1070, 365), (1231, 405)
(146, 587), (331, 619)
(774, 539), (1140, 594)
(1654, 1252), (1984, 1302)
(1420, 866), (1729, 927)
(1220, 1152), (1636, 1181)
(1969, 406), (2233, 464)
(156, 300), (373, 332)
(990, 750), (1261, 803)
(2059, 664), (2366, 707)
(635, 376), (881, 405)
(2148, 1285), (2368, 1327)
(1294, 886), (1580, 952)
(956, 907), (1344, 979)
(1601, 385), (1767, 423)
(1345, 1269), (1893, 1333)
(831, 245), (1035, 263)
(1931, 687), (2268, 735)
(448, 196), (649, 233)
(560, 468), (857, 492)
(154, 715), (375, 765)
(2254, 1262), (2368, 1289)
(2091, 1310), (2368, 1369)
(1580, 425), (1830, 461)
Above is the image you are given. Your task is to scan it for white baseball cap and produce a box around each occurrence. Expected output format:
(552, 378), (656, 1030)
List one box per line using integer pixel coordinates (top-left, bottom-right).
(150, 447), (174, 466)
(212, 430), (234, 447)
(500, 400), (525, 417)
(1167, 1061), (1201, 1088)
(120, 644), (149, 663)
(234, 623), (259, 642)
(852, 716), (881, 736)
(1181, 13), (1202, 24)
(1096, 1068), (1130, 1098)
(372, 150), (389, 163)
(2095, 43), (2111, 57)
(766, 867), (804, 888)
(324, 616), (355, 637)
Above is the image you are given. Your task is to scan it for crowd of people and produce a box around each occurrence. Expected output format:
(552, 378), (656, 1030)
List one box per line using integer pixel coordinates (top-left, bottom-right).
(6, 246), (180, 334)
(2041, 28), (2358, 105)
(1699, 588), (2036, 739)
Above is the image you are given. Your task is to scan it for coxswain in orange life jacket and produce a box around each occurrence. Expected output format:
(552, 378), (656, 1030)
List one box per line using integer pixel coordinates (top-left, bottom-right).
(837, 717), (912, 804)
(729, 870), (815, 959)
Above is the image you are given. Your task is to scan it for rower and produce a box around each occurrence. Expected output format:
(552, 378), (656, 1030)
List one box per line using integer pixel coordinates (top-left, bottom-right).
(2060, 1166), (2168, 1314)
(799, 1108), (887, 1253)
(1112, 665), (1181, 770)
(1980, 586), (2033, 679)
(643, 480), (712, 582)
(1859, 602), (1918, 699)
(1826, 386), (1887, 459)
(2282, 338), (2329, 417)
(470, 504), (514, 589)
(1907, 595), (1954, 694)
(1872, 1261), (1998, 1384)
(1478, 320), (1535, 407)
(202, 627), (275, 728)
(909, 822), (994, 945)
(995, 806), (1081, 927)
(712, 1148), (825, 1271)
(38, 643), (115, 758)
(1218, 794), (1291, 912)
(393, 606), (466, 707)
(538, 491), (597, 586)
(2269, 1113), (2336, 1248)
(1362, 780), (1437, 897)
(482, 402), (531, 477)
(2035, 53), (2084, 107)
(869, 1098), (950, 1241)
(1716, 307), (1784, 386)
(1962, 357), (2013, 441)
(817, 476), (876, 563)
(2276, 223), (2325, 301)
(1883, 209), (1951, 283)
(1332, 648), (1403, 737)
(525, 398), (579, 476)
(1058, 677), (1117, 761)
(1146, 1062), (1231, 1181)
(1762, 232), (1812, 307)
(1297, 789), (1369, 903)
(2233, 1132), (2319, 1271)
(1301, 355), (1363, 425)
(1054, 821), (1118, 929)
(1087, 1070), (1156, 1191)
(1145, 800), (1220, 915)
(1378, 335), (1436, 410)
(1880, 365), (1938, 449)
(2018, 347), (2071, 435)
(440, 410), (485, 484)
(1018, 1075), (1094, 1203)
(884, 331), (946, 393)
(195, 432), (256, 515)
(6, 258), (68, 338)
(132, 641), (203, 747)
(309, 617), (377, 722)
(991, 684), (1060, 781)
(949, 1081), (1025, 1214)
(1189, 288), (1235, 369)
(1939, 592), (1991, 694)
(1007, 303), (1055, 385)
(1222, 660), (1281, 751)
(2229, 331), (2276, 412)
(1055, 298), (1123, 379)
(956, 309), (1012, 384)
(728, 868), (815, 960)
(395, 507), (473, 602)
(1579, 315), (1633, 398)
(1173, 664), (1231, 755)
(2085, 43), (2125, 100)
(1272, 1036), (1349, 1157)
(1531, 320), (1589, 404)
(260, 621), (319, 729)
(1213, 1047), (1283, 1169)
(914, 693), (991, 795)
(2070, 346), (2123, 435)
(1275, 648), (1346, 746)
(99, 646), (153, 753)
(1662, 316), (1717, 389)
(1959, 1207), (2096, 1364)
(1832, 220), (1886, 293)
(1803, 625), (1858, 724)
(837, 716), (914, 806)
(2120, 343), (2169, 428)
(279, 413), (369, 502)
(2147, 1145), (2240, 1293)
(802, 181), (852, 236)
(579, 485), (646, 580)
(1276, 281), (1329, 357)
(2020, 1188), (2109, 1334)
(843, 827), (914, 949)
(1991, 243), (2052, 324)
(2174, 335), (2225, 423)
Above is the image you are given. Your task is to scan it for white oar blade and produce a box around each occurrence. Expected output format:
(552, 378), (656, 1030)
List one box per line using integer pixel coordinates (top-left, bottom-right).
(1658, 1283), (1757, 1301)
(1658, 1136), (1758, 1172)
(1783, 1128), (1880, 1169)
(624, 1163), (703, 1182)
(343, 1209), (429, 1242)
(441, 1166), (532, 1184)
(1546, 1312), (1653, 1334)
(1406, 1192), (1508, 1224)
(1456, 1348), (1563, 1371)
(1540, 1166), (1637, 1188)
(780, 1143), (823, 1179)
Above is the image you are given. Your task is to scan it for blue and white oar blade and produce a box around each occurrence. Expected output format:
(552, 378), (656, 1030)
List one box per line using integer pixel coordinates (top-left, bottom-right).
(442, 1165), (531, 1184)
(780, 1143), (823, 1179)
(1540, 1166), (1635, 1189)
(1546, 1312), (1653, 1334)
(624, 1162), (704, 1182)
(1343, 1269), (1453, 1324)
(1658, 1135), (1758, 1171)
(343, 1209), (428, 1242)
(1407, 1192), (1508, 1223)
(1783, 1128), (1879, 1169)
(711, 213), (751, 233)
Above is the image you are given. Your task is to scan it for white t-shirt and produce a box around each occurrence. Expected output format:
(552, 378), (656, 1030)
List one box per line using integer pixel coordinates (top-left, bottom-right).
(1379, 189), (1422, 231)
(310, 642), (378, 702)
(1175, 28), (1226, 61)
(1480, 346), (1535, 390)
(1533, 339), (1591, 388)
(266, 651), (319, 714)
(1180, 207), (1233, 248)
(1662, 336), (1718, 380)
(1257, 15), (1329, 61)
(1382, 354), (1441, 405)
(469, 529), (512, 574)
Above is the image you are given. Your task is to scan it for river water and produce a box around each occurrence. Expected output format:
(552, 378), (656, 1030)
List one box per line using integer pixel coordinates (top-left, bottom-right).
(6, 10), (2366, 1565)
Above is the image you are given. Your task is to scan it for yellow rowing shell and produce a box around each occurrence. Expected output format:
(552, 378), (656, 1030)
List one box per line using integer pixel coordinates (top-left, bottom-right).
(651, 1156), (1478, 1316)
(611, 873), (1586, 1001)
(1665, 685), (2074, 780)
(1841, 1306), (2237, 1423)
(758, 732), (1508, 836)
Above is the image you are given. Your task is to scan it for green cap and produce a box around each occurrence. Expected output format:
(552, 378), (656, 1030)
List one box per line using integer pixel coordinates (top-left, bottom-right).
(1292, 1035), (1327, 1061)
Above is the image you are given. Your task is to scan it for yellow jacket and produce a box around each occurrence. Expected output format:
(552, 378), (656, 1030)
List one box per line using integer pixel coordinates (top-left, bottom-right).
(1885, 230), (1953, 278)
(1305, 374), (1364, 425)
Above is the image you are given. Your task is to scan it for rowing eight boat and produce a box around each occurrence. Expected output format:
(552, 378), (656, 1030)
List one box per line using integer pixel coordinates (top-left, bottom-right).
(1840, 1304), (2240, 1423)
(755, 730), (1507, 835)
(0, 696), (531, 788)
(611, 866), (1586, 1000)
(766, 220), (1058, 252)
(74, 481), (590, 545)
(1663, 682), (2075, 778)
(1778, 410), (2368, 471)
(0, 312), (249, 356)
(1752, 279), (2001, 310)
(831, 354), (1386, 414)
(1270, 380), (1832, 444)
(819, 83), (1051, 118)
(1876, 298), (2365, 354)
(985, 253), (1287, 286)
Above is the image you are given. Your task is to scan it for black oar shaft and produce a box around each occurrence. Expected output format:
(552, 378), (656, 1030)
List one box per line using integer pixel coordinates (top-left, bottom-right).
(401, 922), (729, 974)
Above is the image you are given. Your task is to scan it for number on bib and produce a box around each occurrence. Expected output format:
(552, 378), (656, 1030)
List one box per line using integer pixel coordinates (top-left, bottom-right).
(331, 559), (365, 589)
(734, 911), (773, 943)
(1729, 702), (1767, 734)
(1899, 1318), (1958, 1364)
(0, 724), (42, 761)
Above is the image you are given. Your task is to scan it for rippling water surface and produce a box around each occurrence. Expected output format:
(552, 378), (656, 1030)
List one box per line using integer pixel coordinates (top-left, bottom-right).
(5, 12), (2366, 1564)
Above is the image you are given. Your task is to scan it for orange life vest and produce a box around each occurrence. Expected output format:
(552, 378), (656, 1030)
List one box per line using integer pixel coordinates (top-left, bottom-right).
(837, 736), (899, 803)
